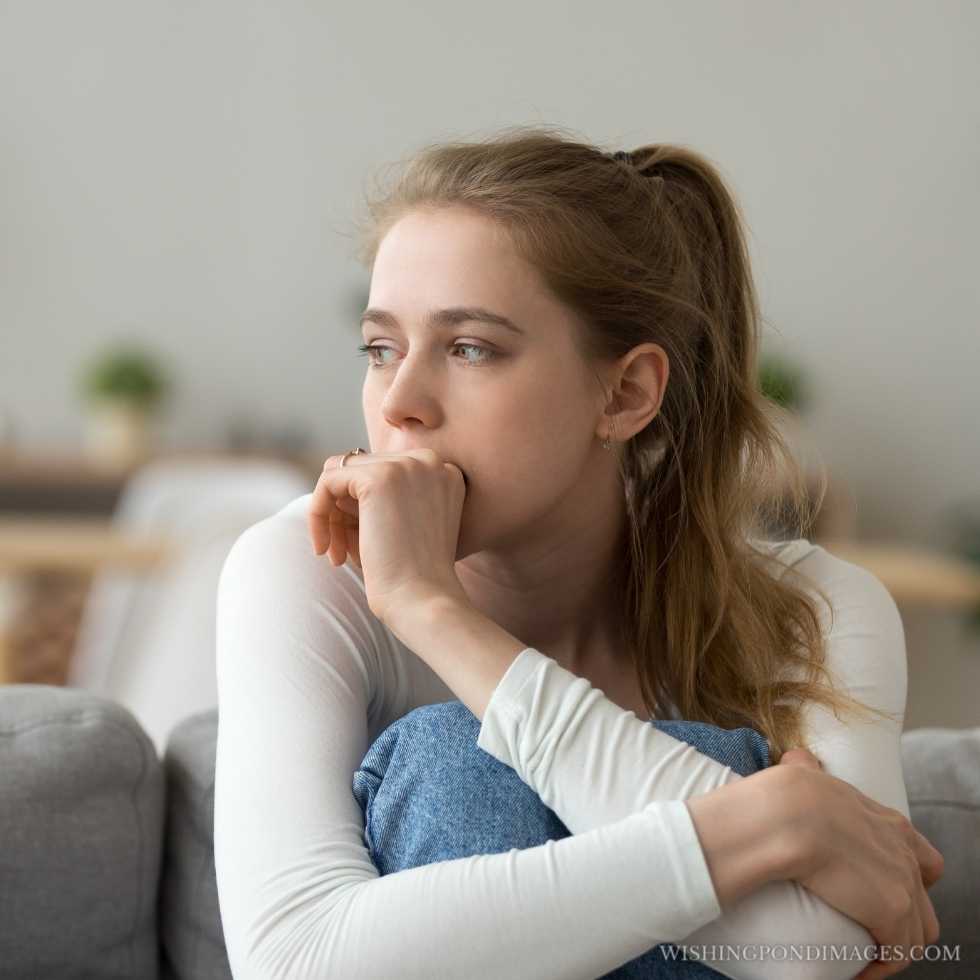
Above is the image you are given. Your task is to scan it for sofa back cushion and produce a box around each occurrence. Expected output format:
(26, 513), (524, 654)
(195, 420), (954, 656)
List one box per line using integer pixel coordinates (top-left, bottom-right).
(900, 726), (980, 979)
(0, 684), (163, 979)
(159, 710), (231, 980)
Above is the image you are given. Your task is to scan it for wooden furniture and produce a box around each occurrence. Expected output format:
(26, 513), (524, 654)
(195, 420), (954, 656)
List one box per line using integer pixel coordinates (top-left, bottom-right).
(0, 516), (174, 575)
(819, 538), (980, 609)
(0, 447), (323, 515)
(0, 517), (177, 684)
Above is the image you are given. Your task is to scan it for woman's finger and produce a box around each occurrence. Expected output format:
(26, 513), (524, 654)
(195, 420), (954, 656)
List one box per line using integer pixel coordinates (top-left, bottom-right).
(310, 460), (363, 558)
(906, 883), (926, 972)
(917, 876), (941, 945)
(329, 512), (345, 566)
(346, 522), (361, 570)
(309, 468), (344, 556)
(910, 828), (944, 889)
(862, 913), (912, 980)
(336, 496), (359, 516)
(333, 503), (361, 567)
(865, 858), (929, 980)
(912, 879), (936, 953)
(328, 502), (358, 566)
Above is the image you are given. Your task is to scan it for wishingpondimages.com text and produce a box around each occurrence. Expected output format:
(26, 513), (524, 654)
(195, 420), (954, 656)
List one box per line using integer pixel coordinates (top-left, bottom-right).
(660, 944), (961, 965)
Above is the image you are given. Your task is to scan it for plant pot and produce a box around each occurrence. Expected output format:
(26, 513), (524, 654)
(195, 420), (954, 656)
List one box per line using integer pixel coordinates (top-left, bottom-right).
(84, 400), (154, 466)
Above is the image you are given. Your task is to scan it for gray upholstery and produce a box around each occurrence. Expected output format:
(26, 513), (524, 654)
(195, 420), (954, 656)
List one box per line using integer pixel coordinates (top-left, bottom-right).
(159, 711), (230, 980)
(0, 685), (163, 979)
(0, 684), (977, 979)
(901, 727), (980, 979)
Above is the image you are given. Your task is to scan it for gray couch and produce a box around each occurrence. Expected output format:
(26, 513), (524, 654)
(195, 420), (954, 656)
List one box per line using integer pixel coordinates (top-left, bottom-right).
(1, 684), (977, 980)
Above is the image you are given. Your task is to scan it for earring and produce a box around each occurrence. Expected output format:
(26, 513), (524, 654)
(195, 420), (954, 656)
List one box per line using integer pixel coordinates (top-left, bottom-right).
(601, 437), (612, 450)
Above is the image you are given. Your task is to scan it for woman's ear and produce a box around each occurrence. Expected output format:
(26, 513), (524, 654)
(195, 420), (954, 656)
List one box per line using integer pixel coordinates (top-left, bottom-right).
(602, 343), (670, 443)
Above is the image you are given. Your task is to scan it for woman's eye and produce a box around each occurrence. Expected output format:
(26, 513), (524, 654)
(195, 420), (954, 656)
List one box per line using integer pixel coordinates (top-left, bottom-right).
(356, 343), (394, 367)
(356, 343), (498, 367)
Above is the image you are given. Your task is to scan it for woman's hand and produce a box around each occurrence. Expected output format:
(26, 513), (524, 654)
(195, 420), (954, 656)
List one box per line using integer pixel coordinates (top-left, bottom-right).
(308, 448), (470, 625)
(774, 748), (944, 980)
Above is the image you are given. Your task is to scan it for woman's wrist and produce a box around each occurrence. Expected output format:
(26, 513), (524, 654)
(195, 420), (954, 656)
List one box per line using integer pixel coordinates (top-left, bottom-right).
(685, 766), (809, 909)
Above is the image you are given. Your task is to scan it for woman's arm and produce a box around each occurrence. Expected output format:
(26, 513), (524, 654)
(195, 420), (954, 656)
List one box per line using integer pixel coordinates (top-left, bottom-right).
(214, 498), (738, 980)
(471, 546), (908, 980)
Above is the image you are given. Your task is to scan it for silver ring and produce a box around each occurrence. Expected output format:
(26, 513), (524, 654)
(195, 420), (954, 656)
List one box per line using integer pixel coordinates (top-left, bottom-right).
(339, 447), (366, 468)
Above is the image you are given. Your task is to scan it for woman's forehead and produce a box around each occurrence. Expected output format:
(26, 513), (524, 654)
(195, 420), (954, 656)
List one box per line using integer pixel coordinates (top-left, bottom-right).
(375, 207), (520, 268)
(370, 210), (571, 332)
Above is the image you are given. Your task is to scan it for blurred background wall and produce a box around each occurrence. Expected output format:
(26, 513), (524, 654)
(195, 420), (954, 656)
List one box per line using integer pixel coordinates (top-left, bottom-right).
(1, 0), (977, 728)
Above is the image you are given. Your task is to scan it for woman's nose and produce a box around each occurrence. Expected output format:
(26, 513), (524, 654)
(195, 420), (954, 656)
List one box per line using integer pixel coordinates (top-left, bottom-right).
(378, 354), (441, 427)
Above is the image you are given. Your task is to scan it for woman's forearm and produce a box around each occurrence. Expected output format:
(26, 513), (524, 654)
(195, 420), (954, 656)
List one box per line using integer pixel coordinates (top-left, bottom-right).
(685, 767), (798, 908)
(382, 591), (530, 720)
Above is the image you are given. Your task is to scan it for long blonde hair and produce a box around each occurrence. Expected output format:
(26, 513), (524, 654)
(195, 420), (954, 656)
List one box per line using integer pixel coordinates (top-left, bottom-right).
(352, 125), (892, 760)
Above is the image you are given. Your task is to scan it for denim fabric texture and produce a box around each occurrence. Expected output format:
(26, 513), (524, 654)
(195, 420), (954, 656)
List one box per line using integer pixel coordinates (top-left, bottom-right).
(352, 700), (770, 980)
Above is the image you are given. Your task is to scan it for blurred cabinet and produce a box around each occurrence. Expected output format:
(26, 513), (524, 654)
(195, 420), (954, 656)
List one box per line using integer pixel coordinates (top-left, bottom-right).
(0, 446), (323, 516)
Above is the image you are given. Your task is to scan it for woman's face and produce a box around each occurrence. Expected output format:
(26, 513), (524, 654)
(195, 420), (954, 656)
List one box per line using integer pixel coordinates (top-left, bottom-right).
(361, 205), (613, 562)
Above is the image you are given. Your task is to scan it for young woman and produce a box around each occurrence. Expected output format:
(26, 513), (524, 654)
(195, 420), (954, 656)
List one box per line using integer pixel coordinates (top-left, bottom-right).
(213, 127), (943, 980)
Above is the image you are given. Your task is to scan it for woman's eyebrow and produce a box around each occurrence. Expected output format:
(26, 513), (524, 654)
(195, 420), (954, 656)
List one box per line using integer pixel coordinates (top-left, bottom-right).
(360, 306), (524, 335)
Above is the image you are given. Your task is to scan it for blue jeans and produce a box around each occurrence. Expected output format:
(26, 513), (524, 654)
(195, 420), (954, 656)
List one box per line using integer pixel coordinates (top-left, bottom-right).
(352, 700), (770, 979)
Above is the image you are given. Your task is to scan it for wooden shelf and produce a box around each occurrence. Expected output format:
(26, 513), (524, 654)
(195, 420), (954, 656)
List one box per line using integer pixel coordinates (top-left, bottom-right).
(0, 516), (175, 574)
(0, 446), (324, 515)
(0, 446), (324, 485)
(819, 539), (980, 610)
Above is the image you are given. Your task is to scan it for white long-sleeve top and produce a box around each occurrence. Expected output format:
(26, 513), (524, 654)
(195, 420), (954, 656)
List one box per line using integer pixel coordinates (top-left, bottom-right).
(213, 492), (909, 980)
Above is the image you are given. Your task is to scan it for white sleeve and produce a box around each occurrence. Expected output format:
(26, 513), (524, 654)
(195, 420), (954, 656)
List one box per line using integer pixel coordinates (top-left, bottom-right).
(476, 544), (909, 980)
(213, 496), (724, 980)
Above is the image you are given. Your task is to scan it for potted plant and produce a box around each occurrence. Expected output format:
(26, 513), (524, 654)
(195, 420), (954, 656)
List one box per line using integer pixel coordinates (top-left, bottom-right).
(78, 345), (170, 465)
(755, 348), (831, 538)
(758, 351), (810, 414)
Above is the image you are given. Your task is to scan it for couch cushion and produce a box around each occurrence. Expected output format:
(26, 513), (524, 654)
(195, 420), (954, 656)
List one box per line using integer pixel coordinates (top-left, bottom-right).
(901, 726), (980, 979)
(0, 684), (164, 979)
(159, 709), (230, 980)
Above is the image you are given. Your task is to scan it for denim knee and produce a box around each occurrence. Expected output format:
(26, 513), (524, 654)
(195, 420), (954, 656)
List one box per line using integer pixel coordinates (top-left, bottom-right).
(352, 701), (766, 979)
(352, 700), (568, 872)
(352, 701), (770, 872)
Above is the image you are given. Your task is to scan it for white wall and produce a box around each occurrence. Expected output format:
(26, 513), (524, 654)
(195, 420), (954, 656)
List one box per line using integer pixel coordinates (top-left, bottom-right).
(2, 1), (977, 726)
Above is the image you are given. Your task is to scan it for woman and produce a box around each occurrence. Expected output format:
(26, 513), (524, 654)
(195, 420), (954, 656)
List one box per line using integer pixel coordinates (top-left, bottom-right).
(214, 126), (943, 980)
